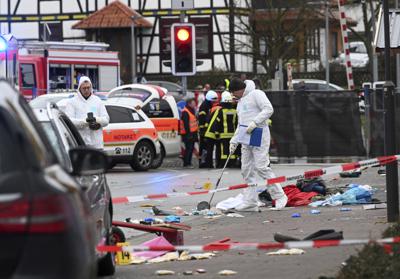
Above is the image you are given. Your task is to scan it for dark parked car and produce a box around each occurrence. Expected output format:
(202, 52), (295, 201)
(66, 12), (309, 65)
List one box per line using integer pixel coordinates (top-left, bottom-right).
(33, 104), (115, 276)
(0, 79), (111, 278)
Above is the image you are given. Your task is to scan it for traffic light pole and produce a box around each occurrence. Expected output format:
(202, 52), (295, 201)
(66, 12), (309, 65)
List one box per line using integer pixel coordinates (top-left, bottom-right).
(382, 0), (399, 223)
(180, 10), (188, 96)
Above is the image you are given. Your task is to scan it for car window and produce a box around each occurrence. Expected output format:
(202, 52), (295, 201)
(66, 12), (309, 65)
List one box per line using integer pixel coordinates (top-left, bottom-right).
(141, 99), (173, 118)
(106, 105), (144, 123)
(305, 83), (319, 90)
(0, 108), (28, 173)
(131, 110), (145, 122)
(40, 121), (68, 166)
(61, 115), (86, 146)
(18, 96), (56, 166)
(317, 83), (331, 90)
(20, 63), (36, 88)
(57, 118), (79, 151)
(108, 88), (151, 102)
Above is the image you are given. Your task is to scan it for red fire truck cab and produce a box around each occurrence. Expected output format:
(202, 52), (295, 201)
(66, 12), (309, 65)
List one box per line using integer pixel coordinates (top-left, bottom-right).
(18, 41), (120, 100)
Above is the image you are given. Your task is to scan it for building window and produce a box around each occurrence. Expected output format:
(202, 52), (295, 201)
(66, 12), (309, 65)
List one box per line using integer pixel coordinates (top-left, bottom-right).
(20, 63), (36, 88)
(159, 17), (213, 60)
(74, 65), (99, 90)
(39, 22), (63, 41)
(49, 64), (72, 90)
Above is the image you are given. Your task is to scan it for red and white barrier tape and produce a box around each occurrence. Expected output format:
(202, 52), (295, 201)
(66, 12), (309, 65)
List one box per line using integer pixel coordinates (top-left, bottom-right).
(338, 0), (355, 90)
(98, 236), (400, 253)
(112, 155), (400, 204)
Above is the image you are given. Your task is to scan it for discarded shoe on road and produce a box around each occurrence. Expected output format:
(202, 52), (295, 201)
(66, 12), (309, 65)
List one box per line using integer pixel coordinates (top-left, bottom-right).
(273, 229), (343, 243)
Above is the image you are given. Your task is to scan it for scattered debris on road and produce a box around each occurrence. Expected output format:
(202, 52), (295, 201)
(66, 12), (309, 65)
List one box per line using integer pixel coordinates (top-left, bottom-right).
(267, 248), (305, 255)
(226, 213), (245, 218)
(155, 270), (175, 276)
(363, 203), (387, 210)
(218, 270), (238, 276)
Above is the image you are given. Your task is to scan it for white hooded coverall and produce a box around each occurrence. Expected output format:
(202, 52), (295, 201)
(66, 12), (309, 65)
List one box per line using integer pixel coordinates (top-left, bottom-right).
(230, 80), (285, 208)
(65, 76), (109, 149)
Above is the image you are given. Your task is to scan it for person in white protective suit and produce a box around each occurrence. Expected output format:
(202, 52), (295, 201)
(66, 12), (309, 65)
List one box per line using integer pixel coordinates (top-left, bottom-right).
(65, 76), (109, 149)
(226, 78), (287, 211)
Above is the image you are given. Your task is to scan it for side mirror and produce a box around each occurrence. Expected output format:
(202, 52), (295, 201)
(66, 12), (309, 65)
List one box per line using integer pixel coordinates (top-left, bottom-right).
(69, 147), (108, 176)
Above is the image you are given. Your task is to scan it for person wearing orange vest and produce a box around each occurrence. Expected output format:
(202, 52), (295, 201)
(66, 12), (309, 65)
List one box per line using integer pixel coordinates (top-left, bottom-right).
(180, 98), (199, 168)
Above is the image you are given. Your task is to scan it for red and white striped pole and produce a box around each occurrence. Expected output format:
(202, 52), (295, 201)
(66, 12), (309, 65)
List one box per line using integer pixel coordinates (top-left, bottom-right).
(337, 0), (355, 90)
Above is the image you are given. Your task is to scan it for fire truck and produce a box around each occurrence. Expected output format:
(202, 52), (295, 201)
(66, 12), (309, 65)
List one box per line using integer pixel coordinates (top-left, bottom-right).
(17, 41), (120, 99)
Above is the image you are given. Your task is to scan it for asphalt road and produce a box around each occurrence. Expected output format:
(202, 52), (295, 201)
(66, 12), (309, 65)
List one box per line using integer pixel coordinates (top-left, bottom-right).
(106, 159), (390, 279)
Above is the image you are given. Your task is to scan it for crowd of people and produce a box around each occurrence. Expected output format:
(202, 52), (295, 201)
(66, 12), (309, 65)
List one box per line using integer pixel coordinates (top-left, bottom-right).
(179, 81), (240, 169)
(66, 75), (288, 212)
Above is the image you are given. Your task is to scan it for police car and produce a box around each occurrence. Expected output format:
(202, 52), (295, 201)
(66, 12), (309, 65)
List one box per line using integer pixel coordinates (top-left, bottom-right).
(103, 98), (161, 171)
(108, 84), (180, 168)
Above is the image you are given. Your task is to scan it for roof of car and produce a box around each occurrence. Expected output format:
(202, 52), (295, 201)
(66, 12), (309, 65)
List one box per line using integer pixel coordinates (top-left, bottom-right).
(292, 79), (344, 90)
(35, 93), (76, 98)
(33, 107), (50, 122)
(105, 97), (143, 108)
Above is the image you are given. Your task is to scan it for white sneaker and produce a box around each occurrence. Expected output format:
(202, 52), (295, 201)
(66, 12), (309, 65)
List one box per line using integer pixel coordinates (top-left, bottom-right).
(274, 195), (288, 210)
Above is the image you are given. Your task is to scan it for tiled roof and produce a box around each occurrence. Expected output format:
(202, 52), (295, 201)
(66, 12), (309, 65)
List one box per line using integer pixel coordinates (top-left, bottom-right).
(72, 0), (152, 29)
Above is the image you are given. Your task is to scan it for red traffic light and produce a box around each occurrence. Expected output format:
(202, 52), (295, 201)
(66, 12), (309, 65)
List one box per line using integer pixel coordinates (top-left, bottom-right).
(176, 28), (190, 42)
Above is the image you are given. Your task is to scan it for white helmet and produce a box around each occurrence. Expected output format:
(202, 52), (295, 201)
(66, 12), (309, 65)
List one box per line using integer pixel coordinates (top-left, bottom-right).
(205, 90), (218, 101)
(221, 91), (233, 103)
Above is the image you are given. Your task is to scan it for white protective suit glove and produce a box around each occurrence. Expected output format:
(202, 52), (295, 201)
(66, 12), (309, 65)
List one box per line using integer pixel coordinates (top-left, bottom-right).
(229, 143), (238, 154)
(246, 121), (257, 134)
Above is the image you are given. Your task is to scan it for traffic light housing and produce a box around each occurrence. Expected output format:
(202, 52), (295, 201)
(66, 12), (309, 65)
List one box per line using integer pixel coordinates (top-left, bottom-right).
(171, 23), (196, 76)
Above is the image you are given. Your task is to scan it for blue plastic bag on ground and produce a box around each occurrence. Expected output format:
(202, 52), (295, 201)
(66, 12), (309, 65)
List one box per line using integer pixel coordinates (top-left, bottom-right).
(309, 184), (373, 207)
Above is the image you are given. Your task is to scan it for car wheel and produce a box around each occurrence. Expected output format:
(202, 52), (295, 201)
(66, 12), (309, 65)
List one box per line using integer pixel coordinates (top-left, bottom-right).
(111, 226), (126, 243)
(97, 250), (115, 277)
(130, 141), (154, 171)
(98, 211), (116, 277)
(151, 146), (165, 169)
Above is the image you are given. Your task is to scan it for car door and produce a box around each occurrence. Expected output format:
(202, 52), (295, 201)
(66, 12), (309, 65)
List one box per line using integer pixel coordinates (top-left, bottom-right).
(0, 107), (34, 277)
(142, 98), (180, 156)
(55, 114), (109, 245)
(103, 105), (142, 157)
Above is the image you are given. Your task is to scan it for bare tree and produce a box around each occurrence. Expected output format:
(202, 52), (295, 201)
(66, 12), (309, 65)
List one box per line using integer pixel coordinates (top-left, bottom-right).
(234, 0), (318, 79)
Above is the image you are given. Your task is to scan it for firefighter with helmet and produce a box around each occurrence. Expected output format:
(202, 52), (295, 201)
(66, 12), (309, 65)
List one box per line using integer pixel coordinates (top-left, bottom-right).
(198, 90), (219, 168)
(205, 91), (238, 168)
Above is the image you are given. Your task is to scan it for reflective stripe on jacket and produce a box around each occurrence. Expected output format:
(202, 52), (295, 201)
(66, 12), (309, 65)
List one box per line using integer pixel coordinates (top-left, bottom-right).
(179, 107), (198, 135)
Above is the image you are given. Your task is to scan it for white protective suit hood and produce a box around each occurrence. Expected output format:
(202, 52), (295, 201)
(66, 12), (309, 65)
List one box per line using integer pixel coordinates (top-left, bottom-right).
(65, 76), (109, 149)
(243, 80), (256, 97)
(78, 76), (93, 95)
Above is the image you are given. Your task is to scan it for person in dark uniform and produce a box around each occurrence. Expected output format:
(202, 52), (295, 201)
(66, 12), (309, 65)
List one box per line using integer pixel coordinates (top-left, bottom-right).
(179, 98), (198, 168)
(198, 90), (219, 168)
(205, 91), (238, 168)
